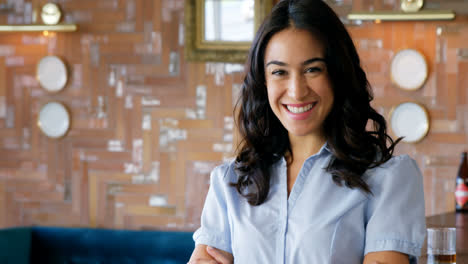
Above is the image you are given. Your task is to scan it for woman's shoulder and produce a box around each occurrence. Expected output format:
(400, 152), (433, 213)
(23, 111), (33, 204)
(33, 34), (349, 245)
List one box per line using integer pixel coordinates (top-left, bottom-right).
(364, 154), (422, 185)
(382, 154), (418, 170)
(209, 159), (243, 202)
(210, 158), (239, 184)
(370, 154), (418, 171)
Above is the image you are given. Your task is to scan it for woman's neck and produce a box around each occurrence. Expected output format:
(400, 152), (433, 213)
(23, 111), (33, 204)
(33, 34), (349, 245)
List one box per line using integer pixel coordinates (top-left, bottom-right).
(288, 133), (327, 162)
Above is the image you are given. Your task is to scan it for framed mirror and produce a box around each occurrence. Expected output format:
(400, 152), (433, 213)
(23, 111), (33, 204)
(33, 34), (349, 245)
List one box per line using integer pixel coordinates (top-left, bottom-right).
(184, 0), (273, 63)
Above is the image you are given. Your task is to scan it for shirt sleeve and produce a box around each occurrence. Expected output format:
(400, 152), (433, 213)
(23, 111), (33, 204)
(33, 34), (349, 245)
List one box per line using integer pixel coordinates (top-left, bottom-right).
(364, 155), (426, 263)
(193, 163), (232, 253)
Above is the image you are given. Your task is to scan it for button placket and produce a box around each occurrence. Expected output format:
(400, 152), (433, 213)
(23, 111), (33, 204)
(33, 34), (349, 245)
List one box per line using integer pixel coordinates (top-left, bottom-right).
(275, 159), (288, 264)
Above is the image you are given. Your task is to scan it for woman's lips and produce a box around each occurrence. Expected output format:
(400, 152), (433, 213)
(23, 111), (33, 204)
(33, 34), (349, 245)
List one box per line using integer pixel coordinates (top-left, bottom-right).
(283, 102), (317, 120)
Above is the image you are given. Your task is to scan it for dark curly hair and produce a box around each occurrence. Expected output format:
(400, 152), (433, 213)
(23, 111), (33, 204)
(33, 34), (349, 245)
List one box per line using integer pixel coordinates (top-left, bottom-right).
(233, 0), (401, 206)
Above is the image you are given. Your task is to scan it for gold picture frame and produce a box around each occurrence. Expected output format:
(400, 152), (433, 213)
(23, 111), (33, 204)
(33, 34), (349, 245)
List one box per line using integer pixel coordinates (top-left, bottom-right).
(184, 0), (273, 63)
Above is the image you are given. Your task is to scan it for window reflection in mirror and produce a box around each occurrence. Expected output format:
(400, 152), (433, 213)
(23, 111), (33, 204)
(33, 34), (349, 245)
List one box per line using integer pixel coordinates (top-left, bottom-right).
(204, 0), (255, 42)
(184, 0), (273, 62)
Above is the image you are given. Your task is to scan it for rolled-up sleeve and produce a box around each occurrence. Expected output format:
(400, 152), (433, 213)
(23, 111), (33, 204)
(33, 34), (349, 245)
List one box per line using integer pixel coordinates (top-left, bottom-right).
(193, 164), (232, 253)
(364, 155), (426, 263)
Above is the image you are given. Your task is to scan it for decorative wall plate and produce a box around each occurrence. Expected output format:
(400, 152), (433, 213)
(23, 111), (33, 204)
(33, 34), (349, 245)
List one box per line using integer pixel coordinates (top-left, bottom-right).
(390, 49), (428, 91)
(36, 55), (68, 93)
(389, 102), (429, 143)
(37, 101), (70, 138)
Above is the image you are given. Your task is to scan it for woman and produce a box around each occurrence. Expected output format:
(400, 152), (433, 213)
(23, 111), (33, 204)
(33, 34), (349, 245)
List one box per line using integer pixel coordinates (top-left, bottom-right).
(189, 0), (426, 263)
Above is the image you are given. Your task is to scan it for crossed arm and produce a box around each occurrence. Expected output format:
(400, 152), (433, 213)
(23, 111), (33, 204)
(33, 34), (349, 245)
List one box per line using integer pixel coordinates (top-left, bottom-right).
(188, 245), (410, 264)
(188, 245), (233, 264)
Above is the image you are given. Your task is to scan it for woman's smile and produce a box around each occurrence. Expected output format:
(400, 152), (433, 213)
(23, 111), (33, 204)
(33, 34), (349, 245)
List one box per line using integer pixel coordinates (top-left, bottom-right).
(283, 102), (318, 120)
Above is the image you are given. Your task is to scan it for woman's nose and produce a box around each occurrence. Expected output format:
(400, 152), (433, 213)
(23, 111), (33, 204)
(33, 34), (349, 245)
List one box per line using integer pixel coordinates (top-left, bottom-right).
(287, 74), (309, 100)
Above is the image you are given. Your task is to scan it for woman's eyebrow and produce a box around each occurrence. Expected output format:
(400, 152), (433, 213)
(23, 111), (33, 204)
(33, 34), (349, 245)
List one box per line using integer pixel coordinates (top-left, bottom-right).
(265, 60), (287, 67)
(302, 57), (326, 65)
(265, 57), (326, 67)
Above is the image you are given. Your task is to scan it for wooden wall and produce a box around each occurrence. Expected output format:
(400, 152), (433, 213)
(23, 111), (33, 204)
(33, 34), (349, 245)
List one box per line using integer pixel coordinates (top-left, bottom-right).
(0, 0), (467, 230)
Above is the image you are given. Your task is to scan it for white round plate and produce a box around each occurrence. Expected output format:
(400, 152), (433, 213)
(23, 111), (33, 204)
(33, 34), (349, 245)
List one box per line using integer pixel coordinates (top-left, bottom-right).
(37, 56), (68, 92)
(390, 49), (428, 91)
(38, 102), (70, 138)
(390, 102), (429, 143)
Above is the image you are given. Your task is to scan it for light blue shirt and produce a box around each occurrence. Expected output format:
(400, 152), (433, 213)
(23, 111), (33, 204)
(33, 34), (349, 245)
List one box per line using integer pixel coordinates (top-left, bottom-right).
(194, 144), (426, 264)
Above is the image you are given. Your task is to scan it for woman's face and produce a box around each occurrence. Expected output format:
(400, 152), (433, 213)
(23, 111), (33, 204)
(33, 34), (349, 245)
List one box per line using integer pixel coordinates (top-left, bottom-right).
(264, 28), (334, 138)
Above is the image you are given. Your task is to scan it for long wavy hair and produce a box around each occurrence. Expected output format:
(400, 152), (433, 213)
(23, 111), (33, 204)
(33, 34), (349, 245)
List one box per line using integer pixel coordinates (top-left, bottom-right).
(233, 0), (401, 206)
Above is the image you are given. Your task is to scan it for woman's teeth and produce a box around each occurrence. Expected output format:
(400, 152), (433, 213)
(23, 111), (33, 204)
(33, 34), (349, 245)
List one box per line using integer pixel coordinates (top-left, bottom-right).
(286, 103), (314, 114)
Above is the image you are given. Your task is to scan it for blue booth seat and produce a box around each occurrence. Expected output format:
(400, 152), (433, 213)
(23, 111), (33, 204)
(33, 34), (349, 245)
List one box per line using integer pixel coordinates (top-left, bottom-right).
(0, 226), (194, 264)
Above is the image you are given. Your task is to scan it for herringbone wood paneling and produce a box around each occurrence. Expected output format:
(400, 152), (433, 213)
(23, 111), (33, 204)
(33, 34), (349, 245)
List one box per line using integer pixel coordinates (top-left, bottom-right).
(0, 0), (467, 231)
(0, 0), (240, 230)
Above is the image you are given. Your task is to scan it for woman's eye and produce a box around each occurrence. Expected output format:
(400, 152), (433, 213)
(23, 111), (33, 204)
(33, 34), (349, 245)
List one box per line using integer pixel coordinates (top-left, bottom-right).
(305, 67), (322, 73)
(271, 69), (286, 76)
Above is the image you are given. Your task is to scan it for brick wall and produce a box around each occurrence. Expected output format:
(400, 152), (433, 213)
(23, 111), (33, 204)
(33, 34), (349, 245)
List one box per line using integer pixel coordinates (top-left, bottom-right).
(0, 0), (466, 230)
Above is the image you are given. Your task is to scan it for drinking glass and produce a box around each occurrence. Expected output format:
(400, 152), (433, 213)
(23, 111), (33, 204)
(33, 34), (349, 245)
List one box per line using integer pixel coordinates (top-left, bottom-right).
(427, 227), (456, 264)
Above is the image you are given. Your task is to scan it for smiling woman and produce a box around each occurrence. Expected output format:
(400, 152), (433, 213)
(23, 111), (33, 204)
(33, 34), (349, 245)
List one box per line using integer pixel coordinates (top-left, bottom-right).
(189, 0), (426, 263)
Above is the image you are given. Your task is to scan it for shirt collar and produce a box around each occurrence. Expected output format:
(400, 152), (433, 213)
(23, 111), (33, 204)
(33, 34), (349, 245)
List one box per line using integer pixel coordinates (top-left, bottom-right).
(277, 141), (331, 166)
(306, 141), (331, 161)
(322, 141), (331, 155)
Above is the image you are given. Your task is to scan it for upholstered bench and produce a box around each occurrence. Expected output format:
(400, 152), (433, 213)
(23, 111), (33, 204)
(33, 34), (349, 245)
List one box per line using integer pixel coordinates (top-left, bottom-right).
(0, 226), (194, 264)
